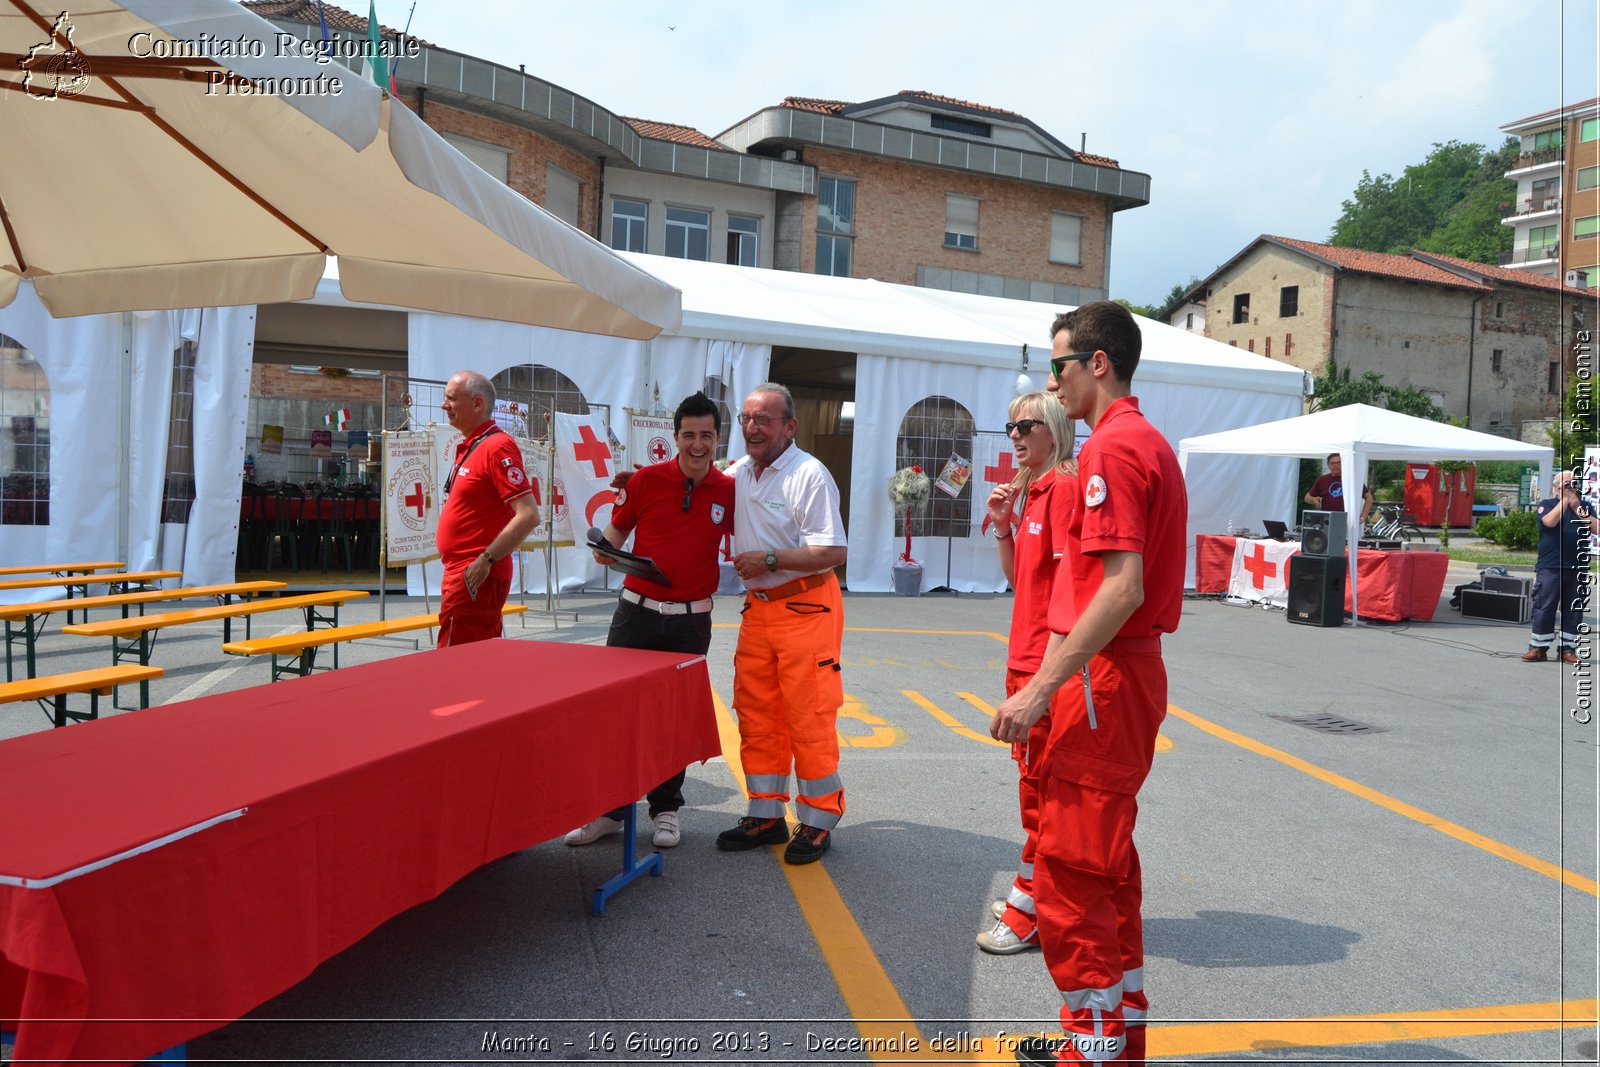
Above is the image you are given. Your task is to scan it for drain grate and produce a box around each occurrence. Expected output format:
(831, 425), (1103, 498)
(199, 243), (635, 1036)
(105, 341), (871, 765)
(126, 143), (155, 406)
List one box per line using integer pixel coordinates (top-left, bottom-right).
(1270, 713), (1389, 735)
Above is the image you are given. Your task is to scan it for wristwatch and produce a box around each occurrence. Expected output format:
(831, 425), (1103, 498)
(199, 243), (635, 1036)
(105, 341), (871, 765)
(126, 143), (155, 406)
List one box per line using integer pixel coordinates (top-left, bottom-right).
(764, 551), (779, 572)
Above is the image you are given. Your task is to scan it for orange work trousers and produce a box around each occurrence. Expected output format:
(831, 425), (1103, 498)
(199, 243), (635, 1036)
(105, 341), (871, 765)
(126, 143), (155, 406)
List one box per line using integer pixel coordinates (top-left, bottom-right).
(732, 573), (845, 831)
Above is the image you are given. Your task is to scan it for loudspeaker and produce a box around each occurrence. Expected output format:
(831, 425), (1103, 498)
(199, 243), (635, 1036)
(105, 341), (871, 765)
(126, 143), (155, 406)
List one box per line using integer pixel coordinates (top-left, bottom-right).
(1301, 510), (1348, 557)
(1482, 575), (1530, 597)
(1287, 554), (1347, 626)
(1460, 588), (1531, 623)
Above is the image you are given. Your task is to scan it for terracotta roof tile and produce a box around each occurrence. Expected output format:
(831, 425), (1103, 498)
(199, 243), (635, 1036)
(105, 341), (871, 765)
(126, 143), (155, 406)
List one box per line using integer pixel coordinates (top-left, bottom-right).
(1263, 236), (1492, 292)
(243, 0), (412, 38)
(1075, 151), (1120, 168)
(623, 118), (726, 151)
(1407, 250), (1571, 293)
(780, 96), (852, 115)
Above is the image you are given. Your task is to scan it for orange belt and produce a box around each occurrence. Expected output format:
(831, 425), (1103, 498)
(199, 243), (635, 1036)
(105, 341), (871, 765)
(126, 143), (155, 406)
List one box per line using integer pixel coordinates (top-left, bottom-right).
(747, 572), (832, 602)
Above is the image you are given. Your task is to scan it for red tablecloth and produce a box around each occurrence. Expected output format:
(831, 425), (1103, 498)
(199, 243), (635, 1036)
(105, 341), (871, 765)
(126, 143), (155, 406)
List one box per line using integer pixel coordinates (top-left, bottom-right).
(0, 639), (719, 1066)
(1193, 535), (1449, 622)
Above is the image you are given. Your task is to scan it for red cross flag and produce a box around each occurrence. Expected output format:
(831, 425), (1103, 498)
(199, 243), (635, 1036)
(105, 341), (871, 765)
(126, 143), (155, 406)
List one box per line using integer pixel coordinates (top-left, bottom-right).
(381, 430), (439, 565)
(628, 411), (676, 470)
(971, 433), (1020, 537)
(553, 411), (619, 536)
(1227, 537), (1301, 609)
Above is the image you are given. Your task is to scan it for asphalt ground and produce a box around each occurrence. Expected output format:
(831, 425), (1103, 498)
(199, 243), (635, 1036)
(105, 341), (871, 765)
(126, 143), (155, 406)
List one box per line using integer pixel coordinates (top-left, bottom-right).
(1, 568), (1596, 1066)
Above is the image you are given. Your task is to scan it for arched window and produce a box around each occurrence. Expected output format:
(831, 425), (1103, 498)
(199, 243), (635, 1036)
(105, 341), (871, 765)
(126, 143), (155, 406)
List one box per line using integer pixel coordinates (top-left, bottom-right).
(492, 364), (590, 419)
(0, 333), (49, 526)
(895, 395), (974, 538)
(701, 374), (733, 460)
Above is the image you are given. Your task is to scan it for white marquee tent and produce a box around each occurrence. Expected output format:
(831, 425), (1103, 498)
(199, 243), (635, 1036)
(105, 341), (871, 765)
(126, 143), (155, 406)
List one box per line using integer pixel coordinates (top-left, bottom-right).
(1178, 403), (1555, 618)
(405, 256), (1308, 594)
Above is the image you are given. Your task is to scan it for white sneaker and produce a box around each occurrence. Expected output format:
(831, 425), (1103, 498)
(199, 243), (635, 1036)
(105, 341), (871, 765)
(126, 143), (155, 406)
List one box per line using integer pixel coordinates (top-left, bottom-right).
(976, 917), (1039, 955)
(651, 811), (681, 848)
(564, 815), (624, 846)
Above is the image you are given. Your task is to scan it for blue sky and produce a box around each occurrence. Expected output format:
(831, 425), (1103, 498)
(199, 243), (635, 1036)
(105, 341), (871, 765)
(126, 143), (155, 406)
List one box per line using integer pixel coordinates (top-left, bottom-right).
(401, 0), (1599, 308)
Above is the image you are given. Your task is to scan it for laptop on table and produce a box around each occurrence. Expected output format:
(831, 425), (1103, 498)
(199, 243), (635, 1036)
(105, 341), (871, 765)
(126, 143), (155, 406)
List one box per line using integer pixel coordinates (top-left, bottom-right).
(1262, 519), (1291, 542)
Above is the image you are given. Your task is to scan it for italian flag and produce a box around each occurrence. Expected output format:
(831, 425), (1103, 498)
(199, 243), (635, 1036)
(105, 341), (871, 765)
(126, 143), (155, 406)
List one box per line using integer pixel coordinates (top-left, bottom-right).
(364, 1), (397, 94)
(324, 408), (351, 431)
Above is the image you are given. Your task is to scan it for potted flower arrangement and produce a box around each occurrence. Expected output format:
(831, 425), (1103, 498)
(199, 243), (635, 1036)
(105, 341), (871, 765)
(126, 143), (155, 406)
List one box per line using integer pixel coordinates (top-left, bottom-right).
(888, 464), (931, 595)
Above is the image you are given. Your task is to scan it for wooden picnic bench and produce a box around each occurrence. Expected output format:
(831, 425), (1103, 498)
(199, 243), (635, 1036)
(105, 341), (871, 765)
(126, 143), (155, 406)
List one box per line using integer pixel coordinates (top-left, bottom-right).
(0, 581), (288, 681)
(62, 591), (369, 708)
(223, 604), (528, 681)
(0, 570), (184, 625)
(0, 561), (124, 579)
(0, 665), (165, 727)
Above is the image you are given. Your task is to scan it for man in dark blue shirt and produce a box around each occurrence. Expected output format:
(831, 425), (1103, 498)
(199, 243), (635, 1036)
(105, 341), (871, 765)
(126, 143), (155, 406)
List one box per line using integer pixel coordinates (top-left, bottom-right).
(1523, 471), (1599, 664)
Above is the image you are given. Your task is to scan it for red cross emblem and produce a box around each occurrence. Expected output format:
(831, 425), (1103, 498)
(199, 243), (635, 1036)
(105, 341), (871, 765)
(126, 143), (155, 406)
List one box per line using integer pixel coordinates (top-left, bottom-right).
(404, 482), (425, 518)
(573, 424), (613, 478)
(1242, 542), (1278, 589)
(649, 436), (670, 463)
(985, 450), (1019, 485)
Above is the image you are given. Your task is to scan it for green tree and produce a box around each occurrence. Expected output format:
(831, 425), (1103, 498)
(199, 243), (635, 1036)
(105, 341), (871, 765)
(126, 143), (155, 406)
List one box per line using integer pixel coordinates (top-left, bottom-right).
(1549, 370), (1599, 472)
(1330, 139), (1516, 264)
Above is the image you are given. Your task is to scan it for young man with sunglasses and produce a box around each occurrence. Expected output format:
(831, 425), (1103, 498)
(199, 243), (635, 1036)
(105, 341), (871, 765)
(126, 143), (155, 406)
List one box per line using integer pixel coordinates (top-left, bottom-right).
(564, 391), (734, 850)
(719, 383), (849, 864)
(991, 301), (1188, 1067)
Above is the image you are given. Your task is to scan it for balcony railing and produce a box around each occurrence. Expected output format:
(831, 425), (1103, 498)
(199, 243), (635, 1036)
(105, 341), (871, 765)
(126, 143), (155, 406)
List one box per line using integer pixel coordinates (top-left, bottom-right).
(1501, 195), (1562, 217)
(1499, 245), (1559, 265)
(1511, 147), (1566, 170)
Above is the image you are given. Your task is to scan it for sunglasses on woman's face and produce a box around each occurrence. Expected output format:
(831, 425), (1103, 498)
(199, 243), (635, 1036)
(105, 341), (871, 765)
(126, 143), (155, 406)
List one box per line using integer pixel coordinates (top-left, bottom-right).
(1005, 419), (1045, 436)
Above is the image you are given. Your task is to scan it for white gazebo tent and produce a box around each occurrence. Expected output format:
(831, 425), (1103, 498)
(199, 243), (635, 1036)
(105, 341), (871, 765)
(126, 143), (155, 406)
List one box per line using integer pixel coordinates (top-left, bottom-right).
(1178, 403), (1555, 621)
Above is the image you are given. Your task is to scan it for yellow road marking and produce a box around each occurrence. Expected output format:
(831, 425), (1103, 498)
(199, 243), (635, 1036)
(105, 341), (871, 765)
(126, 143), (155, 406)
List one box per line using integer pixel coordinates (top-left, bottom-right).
(905, 690), (1007, 748)
(946, 998), (1598, 1063)
(837, 692), (906, 748)
(1167, 703), (1600, 896)
(710, 689), (927, 1061)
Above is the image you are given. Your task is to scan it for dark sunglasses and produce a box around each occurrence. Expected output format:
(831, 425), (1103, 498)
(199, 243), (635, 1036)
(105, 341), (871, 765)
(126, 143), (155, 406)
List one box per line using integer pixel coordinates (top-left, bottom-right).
(1005, 419), (1046, 436)
(1050, 351), (1097, 378)
(681, 478), (694, 513)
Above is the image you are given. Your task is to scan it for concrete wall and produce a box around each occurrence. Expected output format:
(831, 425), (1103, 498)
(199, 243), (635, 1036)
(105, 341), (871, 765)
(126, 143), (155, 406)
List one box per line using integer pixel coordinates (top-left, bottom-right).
(1330, 274), (1477, 415)
(602, 171), (777, 267)
(1473, 287), (1565, 431)
(1201, 245), (1328, 372)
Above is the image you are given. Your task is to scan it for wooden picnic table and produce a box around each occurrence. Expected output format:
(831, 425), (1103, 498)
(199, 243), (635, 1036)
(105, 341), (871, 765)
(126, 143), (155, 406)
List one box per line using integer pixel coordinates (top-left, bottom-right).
(0, 561), (124, 579)
(0, 580), (288, 681)
(62, 591), (370, 708)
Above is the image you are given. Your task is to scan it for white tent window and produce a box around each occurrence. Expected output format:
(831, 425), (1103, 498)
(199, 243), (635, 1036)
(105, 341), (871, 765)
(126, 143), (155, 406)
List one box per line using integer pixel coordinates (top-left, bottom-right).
(439, 132), (510, 184)
(701, 374), (734, 461)
(0, 333), (48, 526)
(945, 194), (979, 250)
(1049, 211), (1081, 265)
(492, 364), (591, 418)
(160, 340), (197, 524)
(545, 165), (582, 227)
(897, 395), (973, 538)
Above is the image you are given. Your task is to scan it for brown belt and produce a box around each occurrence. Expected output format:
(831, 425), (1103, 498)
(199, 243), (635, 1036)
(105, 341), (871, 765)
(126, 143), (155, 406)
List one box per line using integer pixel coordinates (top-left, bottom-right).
(747, 572), (833, 602)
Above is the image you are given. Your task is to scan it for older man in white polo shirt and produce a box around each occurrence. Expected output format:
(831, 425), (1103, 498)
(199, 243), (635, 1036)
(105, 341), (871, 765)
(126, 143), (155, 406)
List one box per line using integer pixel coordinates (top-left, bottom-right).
(718, 383), (849, 865)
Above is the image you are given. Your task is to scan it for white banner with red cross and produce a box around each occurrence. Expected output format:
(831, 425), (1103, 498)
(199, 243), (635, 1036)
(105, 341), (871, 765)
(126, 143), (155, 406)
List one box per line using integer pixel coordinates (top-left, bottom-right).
(1227, 537), (1301, 608)
(382, 430), (439, 565)
(627, 411), (676, 469)
(552, 411), (619, 539)
(521, 437), (574, 548)
(971, 433), (1021, 538)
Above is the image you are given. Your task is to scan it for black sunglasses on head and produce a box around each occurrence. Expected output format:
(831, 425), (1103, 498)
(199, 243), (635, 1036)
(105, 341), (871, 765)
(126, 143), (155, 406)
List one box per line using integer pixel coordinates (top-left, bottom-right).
(1050, 351), (1098, 378)
(1005, 419), (1045, 436)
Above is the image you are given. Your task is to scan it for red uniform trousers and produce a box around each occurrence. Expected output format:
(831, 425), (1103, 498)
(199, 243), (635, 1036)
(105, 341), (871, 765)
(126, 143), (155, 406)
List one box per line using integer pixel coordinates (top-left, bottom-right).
(999, 667), (1051, 939)
(732, 574), (845, 830)
(1034, 642), (1164, 1065)
(437, 564), (511, 647)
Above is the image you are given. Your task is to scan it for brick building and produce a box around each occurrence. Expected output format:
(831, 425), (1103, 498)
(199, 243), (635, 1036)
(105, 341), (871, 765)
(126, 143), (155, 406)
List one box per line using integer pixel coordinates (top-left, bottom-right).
(1181, 236), (1570, 437)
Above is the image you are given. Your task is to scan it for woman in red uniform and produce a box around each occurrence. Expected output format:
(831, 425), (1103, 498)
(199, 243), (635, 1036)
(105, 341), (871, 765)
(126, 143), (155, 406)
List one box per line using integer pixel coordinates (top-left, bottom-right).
(976, 391), (1076, 955)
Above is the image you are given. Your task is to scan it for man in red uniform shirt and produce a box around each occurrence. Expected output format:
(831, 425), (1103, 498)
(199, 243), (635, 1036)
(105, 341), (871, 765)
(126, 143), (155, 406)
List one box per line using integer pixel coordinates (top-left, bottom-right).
(563, 392), (736, 849)
(435, 370), (539, 647)
(992, 301), (1188, 1066)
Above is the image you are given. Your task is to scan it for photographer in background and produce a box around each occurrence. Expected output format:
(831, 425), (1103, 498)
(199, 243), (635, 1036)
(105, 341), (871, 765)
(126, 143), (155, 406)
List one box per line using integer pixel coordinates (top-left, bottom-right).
(1522, 471), (1599, 665)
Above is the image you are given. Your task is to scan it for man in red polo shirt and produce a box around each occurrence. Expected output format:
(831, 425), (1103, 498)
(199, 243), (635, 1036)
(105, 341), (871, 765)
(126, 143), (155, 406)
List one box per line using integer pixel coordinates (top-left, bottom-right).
(563, 391), (735, 849)
(435, 370), (538, 647)
(991, 301), (1188, 1067)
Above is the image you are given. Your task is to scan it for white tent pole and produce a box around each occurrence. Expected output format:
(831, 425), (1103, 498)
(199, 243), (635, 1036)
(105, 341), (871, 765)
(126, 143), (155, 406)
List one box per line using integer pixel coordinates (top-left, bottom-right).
(1345, 449), (1361, 627)
(117, 312), (133, 568)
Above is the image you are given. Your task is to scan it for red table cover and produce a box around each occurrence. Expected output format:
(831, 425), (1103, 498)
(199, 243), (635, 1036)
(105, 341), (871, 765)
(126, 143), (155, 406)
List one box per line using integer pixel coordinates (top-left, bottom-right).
(1193, 535), (1448, 622)
(0, 639), (718, 1065)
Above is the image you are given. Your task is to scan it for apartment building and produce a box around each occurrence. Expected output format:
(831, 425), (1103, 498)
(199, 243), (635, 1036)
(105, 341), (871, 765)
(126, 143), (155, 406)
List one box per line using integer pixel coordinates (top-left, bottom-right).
(1181, 236), (1568, 437)
(1500, 97), (1600, 288)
